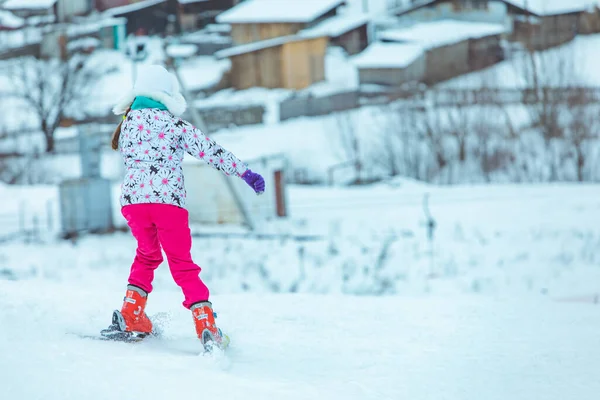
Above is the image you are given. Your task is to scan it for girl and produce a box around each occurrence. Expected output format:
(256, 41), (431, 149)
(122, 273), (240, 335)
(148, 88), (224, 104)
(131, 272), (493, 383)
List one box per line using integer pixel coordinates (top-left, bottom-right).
(101, 64), (265, 350)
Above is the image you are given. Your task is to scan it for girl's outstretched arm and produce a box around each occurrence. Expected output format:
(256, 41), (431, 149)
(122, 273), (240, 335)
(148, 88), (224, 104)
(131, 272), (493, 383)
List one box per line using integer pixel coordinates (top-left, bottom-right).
(178, 119), (248, 177)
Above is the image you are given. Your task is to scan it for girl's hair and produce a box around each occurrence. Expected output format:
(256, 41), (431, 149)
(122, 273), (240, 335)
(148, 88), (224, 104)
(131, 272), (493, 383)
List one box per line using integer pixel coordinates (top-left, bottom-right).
(111, 105), (132, 150)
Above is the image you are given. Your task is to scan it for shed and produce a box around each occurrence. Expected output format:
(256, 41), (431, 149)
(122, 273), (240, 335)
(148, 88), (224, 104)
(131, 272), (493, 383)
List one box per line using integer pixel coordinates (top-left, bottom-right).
(215, 0), (345, 44)
(177, 0), (237, 31)
(104, 0), (175, 36)
(380, 20), (505, 84)
(183, 153), (288, 225)
(215, 34), (329, 90)
(3, 0), (92, 22)
(504, 0), (600, 49)
(2, 0), (57, 18)
(390, 0), (600, 50)
(299, 13), (370, 55)
(352, 42), (425, 86)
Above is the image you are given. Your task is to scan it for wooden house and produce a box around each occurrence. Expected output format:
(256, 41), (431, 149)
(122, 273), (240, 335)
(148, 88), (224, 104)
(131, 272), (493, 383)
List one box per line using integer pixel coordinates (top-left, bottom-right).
(379, 19), (505, 84)
(215, 0), (346, 44)
(299, 13), (370, 55)
(503, 0), (600, 49)
(352, 42), (425, 86)
(104, 0), (176, 36)
(3, 0), (93, 22)
(392, 0), (600, 50)
(215, 34), (329, 90)
(176, 0), (239, 31)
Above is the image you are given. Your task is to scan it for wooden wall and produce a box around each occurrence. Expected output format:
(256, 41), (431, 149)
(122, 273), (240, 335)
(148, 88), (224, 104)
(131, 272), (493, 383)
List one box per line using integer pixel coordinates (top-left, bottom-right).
(228, 36), (328, 90)
(281, 36), (328, 89)
(331, 24), (369, 55)
(230, 22), (305, 44)
(424, 40), (470, 84)
(468, 34), (504, 71)
(358, 54), (426, 86)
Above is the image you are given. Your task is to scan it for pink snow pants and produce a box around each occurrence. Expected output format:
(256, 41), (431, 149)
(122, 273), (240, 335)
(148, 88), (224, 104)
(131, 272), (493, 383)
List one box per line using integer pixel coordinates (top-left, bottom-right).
(121, 203), (209, 309)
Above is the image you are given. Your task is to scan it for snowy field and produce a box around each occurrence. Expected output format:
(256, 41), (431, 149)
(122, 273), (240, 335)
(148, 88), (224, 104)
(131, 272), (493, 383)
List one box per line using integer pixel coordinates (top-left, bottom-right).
(1, 174), (600, 399)
(2, 286), (599, 400)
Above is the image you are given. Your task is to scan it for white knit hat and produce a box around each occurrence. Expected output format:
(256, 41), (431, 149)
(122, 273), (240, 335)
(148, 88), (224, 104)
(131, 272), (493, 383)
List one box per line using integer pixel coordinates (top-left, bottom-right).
(112, 64), (187, 116)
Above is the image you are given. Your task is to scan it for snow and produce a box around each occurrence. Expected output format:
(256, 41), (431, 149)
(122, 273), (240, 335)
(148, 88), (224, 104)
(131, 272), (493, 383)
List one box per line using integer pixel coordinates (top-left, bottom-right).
(0, 10), (24, 28)
(177, 56), (230, 91)
(351, 41), (424, 68)
(215, 0), (345, 24)
(441, 33), (600, 89)
(165, 43), (197, 59)
(214, 34), (322, 59)
(2, 0), (57, 10)
(299, 13), (369, 38)
(504, 0), (600, 16)
(66, 37), (101, 52)
(1, 285), (600, 400)
(1, 180), (600, 400)
(380, 20), (506, 49)
(103, 0), (165, 15)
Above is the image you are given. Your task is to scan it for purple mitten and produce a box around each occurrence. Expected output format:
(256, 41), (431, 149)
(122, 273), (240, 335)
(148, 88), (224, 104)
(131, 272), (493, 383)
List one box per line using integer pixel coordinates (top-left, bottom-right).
(241, 169), (265, 194)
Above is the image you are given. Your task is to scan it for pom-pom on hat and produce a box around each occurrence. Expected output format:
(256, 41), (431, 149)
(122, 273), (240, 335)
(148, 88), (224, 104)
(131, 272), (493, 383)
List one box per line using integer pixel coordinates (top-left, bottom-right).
(112, 64), (187, 116)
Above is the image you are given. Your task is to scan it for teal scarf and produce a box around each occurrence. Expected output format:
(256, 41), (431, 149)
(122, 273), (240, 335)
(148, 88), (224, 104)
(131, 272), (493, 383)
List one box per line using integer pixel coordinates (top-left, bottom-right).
(131, 96), (167, 111)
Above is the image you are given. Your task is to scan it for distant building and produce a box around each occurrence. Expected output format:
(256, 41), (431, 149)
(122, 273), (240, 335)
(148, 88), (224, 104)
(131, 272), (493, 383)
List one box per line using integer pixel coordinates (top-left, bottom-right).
(216, 0), (346, 44)
(215, 34), (329, 90)
(391, 0), (600, 50)
(374, 19), (505, 84)
(2, 0), (93, 23)
(299, 13), (370, 55)
(352, 42), (425, 86)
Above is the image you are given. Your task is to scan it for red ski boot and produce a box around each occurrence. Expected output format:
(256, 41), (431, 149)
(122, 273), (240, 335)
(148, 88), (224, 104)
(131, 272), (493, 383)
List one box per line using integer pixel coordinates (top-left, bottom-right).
(101, 285), (153, 341)
(191, 301), (230, 352)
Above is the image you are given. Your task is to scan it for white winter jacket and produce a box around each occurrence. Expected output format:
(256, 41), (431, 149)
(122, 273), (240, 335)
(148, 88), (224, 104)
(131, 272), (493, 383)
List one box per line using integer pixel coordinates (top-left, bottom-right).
(118, 108), (248, 208)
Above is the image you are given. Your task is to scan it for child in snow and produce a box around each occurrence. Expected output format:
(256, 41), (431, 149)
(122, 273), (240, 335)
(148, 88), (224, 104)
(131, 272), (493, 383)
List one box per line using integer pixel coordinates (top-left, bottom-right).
(101, 64), (265, 349)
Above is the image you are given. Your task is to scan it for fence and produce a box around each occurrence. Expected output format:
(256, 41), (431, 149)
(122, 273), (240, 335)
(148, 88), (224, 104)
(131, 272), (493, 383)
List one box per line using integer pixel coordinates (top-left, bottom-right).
(0, 200), (56, 244)
(191, 104), (265, 133)
(279, 90), (360, 122)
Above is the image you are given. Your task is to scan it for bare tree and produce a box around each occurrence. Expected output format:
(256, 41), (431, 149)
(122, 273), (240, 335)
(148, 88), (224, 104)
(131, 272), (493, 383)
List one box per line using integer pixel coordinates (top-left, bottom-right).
(514, 44), (576, 180)
(6, 51), (115, 153)
(333, 112), (364, 184)
(564, 88), (600, 181)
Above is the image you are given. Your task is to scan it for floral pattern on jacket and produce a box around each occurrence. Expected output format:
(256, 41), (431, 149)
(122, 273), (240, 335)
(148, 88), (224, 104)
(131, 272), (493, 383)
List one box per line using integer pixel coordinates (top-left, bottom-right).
(119, 108), (248, 208)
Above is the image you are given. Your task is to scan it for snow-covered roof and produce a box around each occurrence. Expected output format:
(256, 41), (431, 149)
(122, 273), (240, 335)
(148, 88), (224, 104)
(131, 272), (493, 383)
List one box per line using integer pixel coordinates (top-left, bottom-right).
(215, 0), (345, 24)
(166, 43), (197, 58)
(352, 42), (424, 69)
(0, 10), (24, 28)
(503, 0), (599, 16)
(104, 0), (165, 15)
(299, 13), (369, 38)
(380, 20), (505, 49)
(2, 0), (57, 10)
(215, 33), (324, 58)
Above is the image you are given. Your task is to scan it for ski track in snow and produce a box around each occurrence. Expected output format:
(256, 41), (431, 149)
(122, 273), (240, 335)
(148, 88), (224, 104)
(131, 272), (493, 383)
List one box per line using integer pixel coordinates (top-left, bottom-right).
(1, 281), (599, 400)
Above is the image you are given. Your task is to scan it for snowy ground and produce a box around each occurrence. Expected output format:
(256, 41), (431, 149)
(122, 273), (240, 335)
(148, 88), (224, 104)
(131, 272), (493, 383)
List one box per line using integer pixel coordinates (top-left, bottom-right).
(1, 180), (600, 398)
(1, 284), (599, 400)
